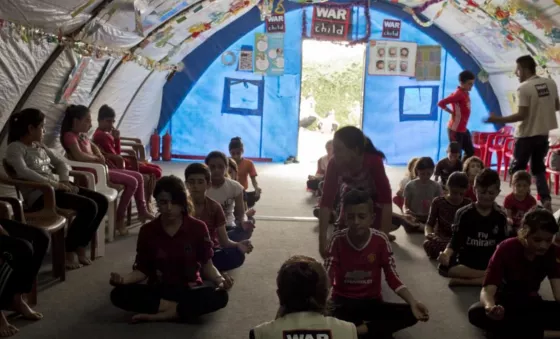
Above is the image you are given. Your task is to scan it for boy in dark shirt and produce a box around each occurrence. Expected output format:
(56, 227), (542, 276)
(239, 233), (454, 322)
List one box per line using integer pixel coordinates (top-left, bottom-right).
(435, 141), (463, 188)
(437, 169), (507, 286)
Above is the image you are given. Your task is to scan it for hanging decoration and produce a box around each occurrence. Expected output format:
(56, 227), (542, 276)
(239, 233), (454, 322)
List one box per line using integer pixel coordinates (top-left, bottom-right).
(403, 0), (449, 28)
(310, 4), (353, 41)
(0, 19), (182, 72)
(266, 0), (286, 33)
(302, 0), (371, 46)
(221, 51), (237, 66)
(288, 0), (328, 4)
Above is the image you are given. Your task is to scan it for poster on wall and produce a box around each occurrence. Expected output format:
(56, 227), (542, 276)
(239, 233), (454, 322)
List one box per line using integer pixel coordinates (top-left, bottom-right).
(415, 46), (441, 81)
(55, 57), (91, 104)
(368, 40), (417, 77)
(311, 5), (352, 41)
(140, 0), (189, 32)
(254, 33), (285, 76)
(381, 19), (401, 39)
(238, 45), (254, 72)
(266, 14), (285, 33)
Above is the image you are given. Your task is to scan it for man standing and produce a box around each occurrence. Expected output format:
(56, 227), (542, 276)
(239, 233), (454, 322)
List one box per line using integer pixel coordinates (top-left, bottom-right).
(486, 55), (559, 211)
(438, 70), (476, 161)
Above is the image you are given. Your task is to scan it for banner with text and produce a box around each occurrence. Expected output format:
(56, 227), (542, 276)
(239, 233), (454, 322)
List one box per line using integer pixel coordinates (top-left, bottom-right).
(266, 14), (285, 33)
(311, 5), (352, 41)
(368, 40), (417, 77)
(382, 19), (401, 39)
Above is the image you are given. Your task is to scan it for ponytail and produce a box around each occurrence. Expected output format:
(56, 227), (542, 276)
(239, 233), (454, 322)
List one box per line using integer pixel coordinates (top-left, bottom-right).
(7, 109), (45, 144)
(364, 137), (386, 160)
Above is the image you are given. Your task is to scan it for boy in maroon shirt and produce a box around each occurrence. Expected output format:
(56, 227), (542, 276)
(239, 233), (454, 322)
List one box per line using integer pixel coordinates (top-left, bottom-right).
(468, 209), (560, 338)
(184, 163), (253, 272)
(325, 189), (429, 338)
(503, 170), (537, 236)
(434, 141), (463, 188)
(438, 70), (476, 161)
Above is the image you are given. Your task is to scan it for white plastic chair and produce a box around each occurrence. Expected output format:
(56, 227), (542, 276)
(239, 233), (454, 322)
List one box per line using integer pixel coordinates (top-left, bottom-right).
(65, 159), (118, 242)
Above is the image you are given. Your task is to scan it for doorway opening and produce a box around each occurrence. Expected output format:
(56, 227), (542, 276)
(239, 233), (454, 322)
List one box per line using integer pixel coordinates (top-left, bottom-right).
(297, 39), (366, 164)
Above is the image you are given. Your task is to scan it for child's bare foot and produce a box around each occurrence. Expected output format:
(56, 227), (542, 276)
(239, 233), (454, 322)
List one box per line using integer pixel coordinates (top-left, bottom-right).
(130, 301), (178, 323)
(115, 219), (129, 236)
(139, 212), (156, 223)
(12, 295), (43, 321)
(65, 252), (82, 270)
(0, 312), (18, 337)
(76, 248), (92, 266)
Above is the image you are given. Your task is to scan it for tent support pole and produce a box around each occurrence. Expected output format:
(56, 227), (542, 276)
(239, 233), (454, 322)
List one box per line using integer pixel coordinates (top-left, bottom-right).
(87, 59), (123, 109)
(116, 71), (155, 129)
(0, 44), (66, 144)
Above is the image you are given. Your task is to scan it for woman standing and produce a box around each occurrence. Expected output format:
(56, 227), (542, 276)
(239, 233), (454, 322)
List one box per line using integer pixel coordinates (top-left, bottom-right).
(318, 126), (393, 257)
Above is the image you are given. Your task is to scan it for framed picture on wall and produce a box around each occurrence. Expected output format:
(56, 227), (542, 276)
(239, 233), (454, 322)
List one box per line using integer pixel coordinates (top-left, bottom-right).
(368, 40), (417, 77)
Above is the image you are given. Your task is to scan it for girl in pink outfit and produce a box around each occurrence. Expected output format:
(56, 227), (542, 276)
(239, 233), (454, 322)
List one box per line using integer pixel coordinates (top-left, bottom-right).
(60, 105), (155, 235)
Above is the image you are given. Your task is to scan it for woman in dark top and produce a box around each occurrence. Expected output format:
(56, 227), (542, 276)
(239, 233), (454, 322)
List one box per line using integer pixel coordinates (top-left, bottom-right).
(109, 176), (232, 323)
(468, 208), (560, 339)
(0, 219), (49, 337)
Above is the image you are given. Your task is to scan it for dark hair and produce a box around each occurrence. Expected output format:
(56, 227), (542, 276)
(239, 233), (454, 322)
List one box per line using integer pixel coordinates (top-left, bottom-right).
(205, 151), (228, 166)
(7, 108), (45, 144)
(334, 126), (385, 159)
(153, 175), (193, 215)
(98, 105), (116, 121)
(474, 168), (501, 189)
(463, 156), (484, 173)
(59, 105), (90, 152)
(516, 55), (537, 74)
(459, 70), (475, 83)
(229, 137), (243, 151)
(414, 157), (435, 173)
(276, 255), (329, 317)
(518, 208), (559, 238)
(447, 141), (461, 154)
(184, 163), (211, 183)
(512, 170), (532, 185)
(325, 140), (333, 149)
(342, 189), (373, 209)
(228, 158), (238, 173)
(446, 171), (469, 189)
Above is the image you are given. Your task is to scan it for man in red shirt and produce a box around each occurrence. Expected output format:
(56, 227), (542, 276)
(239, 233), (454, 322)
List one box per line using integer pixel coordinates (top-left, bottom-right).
(438, 70), (476, 161)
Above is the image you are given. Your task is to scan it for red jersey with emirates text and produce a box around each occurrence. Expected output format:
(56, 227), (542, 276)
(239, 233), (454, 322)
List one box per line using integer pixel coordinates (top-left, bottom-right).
(438, 87), (471, 133)
(324, 228), (405, 300)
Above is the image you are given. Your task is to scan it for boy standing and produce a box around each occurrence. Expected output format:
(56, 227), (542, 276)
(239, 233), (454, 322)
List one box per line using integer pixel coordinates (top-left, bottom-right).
(438, 70), (476, 161)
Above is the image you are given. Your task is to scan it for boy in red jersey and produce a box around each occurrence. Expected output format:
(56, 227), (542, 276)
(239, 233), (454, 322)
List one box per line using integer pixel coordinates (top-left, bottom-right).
(325, 189), (429, 339)
(438, 70), (476, 161)
(503, 171), (537, 236)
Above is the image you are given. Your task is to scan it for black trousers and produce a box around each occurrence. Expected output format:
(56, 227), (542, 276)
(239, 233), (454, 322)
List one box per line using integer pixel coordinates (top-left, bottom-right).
(510, 135), (550, 201)
(448, 128), (474, 161)
(32, 187), (109, 252)
(110, 283), (229, 320)
(244, 191), (260, 209)
(468, 295), (560, 339)
(0, 219), (49, 309)
(331, 296), (418, 339)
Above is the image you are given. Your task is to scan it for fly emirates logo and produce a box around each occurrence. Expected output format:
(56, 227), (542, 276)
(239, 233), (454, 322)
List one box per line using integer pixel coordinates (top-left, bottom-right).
(344, 270), (373, 284)
(466, 231), (497, 247)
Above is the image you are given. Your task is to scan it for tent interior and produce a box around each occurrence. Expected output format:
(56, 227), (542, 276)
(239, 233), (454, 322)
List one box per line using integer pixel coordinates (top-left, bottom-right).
(0, 0), (560, 338)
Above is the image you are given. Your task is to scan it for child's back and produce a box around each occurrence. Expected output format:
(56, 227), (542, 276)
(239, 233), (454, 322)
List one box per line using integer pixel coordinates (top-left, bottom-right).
(404, 178), (442, 217)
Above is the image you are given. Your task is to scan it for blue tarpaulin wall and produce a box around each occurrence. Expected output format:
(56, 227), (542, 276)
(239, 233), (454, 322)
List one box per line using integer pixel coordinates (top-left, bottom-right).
(159, 1), (501, 164)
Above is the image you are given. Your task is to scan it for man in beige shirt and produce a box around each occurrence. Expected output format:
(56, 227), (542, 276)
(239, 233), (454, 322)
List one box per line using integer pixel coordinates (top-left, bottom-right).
(486, 55), (559, 211)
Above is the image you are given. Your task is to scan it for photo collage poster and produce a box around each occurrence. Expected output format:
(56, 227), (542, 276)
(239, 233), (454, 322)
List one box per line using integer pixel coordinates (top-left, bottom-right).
(254, 33), (285, 76)
(415, 46), (442, 81)
(368, 40), (417, 77)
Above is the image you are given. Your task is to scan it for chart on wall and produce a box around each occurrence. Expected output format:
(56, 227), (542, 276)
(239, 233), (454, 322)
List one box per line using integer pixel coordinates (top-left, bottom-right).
(368, 40), (417, 77)
(140, 0), (189, 32)
(415, 46), (441, 81)
(254, 33), (285, 76)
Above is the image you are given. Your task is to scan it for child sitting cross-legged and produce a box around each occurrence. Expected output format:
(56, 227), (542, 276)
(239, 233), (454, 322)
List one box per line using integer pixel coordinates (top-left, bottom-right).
(462, 156), (484, 202)
(402, 157), (443, 232)
(434, 141), (462, 189)
(325, 189), (429, 339)
(423, 172), (471, 260)
(438, 169), (508, 286)
(185, 163), (254, 272)
(503, 170), (537, 237)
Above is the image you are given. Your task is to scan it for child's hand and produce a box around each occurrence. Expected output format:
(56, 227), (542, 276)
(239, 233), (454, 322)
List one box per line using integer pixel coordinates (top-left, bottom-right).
(111, 129), (120, 139)
(246, 208), (256, 218)
(255, 187), (262, 197)
(109, 272), (125, 286)
(425, 232), (435, 240)
(237, 240), (254, 254)
(241, 220), (255, 232)
(216, 273), (234, 291)
(485, 304), (505, 320)
(437, 251), (451, 267)
(507, 217), (514, 225)
(411, 302), (430, 322)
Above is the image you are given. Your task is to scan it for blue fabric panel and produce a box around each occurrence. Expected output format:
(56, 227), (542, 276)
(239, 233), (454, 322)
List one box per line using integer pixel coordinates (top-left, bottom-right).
(222, 78), (264, 116)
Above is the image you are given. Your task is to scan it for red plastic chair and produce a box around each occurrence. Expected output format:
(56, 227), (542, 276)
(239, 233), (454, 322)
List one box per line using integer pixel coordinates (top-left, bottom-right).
(471, 126), (513, 166)
(545, 144), (560, 196)
(502, 137), (516, 182)
(485, 131), (513, 171)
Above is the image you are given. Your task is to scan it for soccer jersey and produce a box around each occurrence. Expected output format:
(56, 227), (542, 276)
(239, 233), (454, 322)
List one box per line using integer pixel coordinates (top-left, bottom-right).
(438, 87), (471, 133)
(325, 228), (404, 300)
(503, 193), (537, 229)
(426, 196), (471, 239)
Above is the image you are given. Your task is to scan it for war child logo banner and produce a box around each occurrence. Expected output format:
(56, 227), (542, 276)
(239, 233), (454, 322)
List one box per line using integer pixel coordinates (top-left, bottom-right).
(311, 4), (352, 41)
(382, 19), (401, 39)
(266, 14), (285, 33)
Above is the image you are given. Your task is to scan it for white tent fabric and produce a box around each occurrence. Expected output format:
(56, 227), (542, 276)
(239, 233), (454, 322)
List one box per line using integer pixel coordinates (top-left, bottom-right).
(0, 0), (559, 163)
